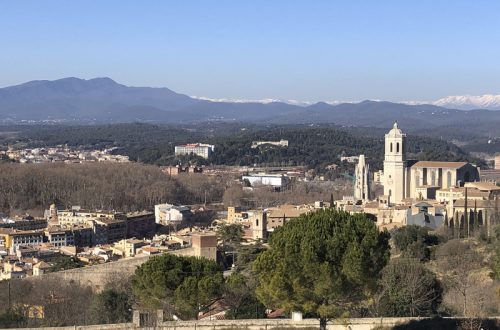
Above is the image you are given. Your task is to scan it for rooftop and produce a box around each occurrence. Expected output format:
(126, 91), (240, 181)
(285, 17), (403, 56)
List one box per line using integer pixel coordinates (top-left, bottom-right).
(411, 161), (468, 169)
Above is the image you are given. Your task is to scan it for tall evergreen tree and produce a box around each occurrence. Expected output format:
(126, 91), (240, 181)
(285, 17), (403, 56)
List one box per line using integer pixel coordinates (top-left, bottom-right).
(253, 209), (390, 330)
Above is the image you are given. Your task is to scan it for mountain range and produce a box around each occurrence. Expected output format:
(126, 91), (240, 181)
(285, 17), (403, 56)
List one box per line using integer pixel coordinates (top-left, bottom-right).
(0, 77), (499, 135)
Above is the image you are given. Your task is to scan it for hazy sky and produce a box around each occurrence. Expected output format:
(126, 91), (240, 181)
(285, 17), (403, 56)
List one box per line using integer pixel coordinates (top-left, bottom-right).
(1, 0), (500, 102)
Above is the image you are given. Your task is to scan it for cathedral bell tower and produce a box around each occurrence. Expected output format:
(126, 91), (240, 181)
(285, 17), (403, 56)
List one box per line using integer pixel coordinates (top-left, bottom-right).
(383, 122), (407, 204)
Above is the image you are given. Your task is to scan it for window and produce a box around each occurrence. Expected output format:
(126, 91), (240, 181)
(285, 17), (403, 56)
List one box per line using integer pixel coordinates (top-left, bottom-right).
(390, 143), (393, 153)
(396, 142), (400, 153)
(256, 219), (259, 227)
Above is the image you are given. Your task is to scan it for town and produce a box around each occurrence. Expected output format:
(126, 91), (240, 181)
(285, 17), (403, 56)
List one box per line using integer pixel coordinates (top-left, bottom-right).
(0, 122), (499, 329)
(1, 146), (129, 164)
(2, 1), (500, 329)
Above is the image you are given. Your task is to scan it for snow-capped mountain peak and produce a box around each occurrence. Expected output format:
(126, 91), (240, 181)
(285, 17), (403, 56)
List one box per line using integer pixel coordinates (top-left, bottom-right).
(432, 94), (500, 110)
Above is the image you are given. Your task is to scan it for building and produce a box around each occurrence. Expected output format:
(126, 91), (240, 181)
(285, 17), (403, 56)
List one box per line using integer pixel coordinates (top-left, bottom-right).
(266, 205), (310, 231)
(71, 225), (93, 247)
(154, 203), (192, 225)
(0, 229), (44, 253)
(496, 154), (500, 170)
(162, 165), (203, 176)
(44, 227), (75, 247)
(174, 143), (214, 159)
(126, 212), (156, 238)
(57, 206), (126, 226)
(381, 122), (480, 204)
(408, 161), (480, 200)
(32, 261), (51, 276)
(227, 207), (249, 223)
(112, 239), (147, 257)
(354, 154), (370, 202)
(242, 173), (290, 189)
(0, 216), (47, 231)
(250, 212), (267, 241)
(192, 233), (217, 261)
(382, 122), (407, 204)
(340, 155), (360, 163)
(91, 218), (127, 245)
(251, 140), (288, 148)
(404, 201), (445, 230)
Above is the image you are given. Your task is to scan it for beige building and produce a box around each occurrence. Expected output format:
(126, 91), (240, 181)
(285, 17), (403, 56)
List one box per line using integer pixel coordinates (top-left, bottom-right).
(57, 206), (125, 227)
(192, 233), (217, 261)
(112, 239), (147, 257)
(381, 122), (480, 205)
(33, 261), (51, 276)
(227, 207), (249, 223)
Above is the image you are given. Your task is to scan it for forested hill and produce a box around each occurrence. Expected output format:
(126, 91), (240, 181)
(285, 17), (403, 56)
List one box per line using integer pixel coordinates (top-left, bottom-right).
(1, 123), (478, 170)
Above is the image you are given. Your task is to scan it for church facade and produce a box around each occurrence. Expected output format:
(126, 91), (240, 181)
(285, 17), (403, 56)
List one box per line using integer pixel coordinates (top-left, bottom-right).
(382, 122), (480, 204)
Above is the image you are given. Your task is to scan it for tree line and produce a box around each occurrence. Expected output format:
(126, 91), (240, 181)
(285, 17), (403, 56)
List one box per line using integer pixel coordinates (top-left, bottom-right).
(2, 123), (482, 170)
(0, 163), (225, 214)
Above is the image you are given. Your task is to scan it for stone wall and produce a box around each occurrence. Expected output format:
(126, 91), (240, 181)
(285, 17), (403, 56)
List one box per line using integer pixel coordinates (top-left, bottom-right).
(26, 248), (195, 291)
(11, 317), (500, 330)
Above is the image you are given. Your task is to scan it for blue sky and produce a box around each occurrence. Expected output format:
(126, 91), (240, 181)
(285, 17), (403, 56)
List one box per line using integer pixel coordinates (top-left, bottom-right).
(1, 0), (500, 102)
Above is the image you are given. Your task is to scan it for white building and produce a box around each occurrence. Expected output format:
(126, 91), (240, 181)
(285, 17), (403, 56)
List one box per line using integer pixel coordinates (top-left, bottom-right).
(242, 173), (290, 189)
(251, 140), (289, 148)
(154, 203), (192, 225)
(382, 122), (407, 204)
(174, 144), (215, 159)
(354, 154), (370, 202)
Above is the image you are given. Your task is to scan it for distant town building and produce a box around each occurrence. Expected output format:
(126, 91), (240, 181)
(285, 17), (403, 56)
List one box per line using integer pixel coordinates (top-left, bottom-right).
(251, 140), (288, 148)
(126, 211), (156, 238)
(0, 216), (47, 231)
(250, 212), (267, 241)
(44, 227), (74, 247)
(174, 143), (214, 159)
(0, 229), (44, 253)
(91, 218), (127, 245)
(32, 261), (51, 276)
(381, 122), (480, 204)
(242, 173), (290, 189)
(354, 155), (370, 202)
(265, 205), (310, 231)
(112, 239), (147, 257)
(154, 203), (192, 225)
(56, 206), (126, 227)
(373, 170), (383, 184)
(191, 233), (217, 261)
(496, 154), (500, 170)
(162, 165), (203, 176)
(340, 155), (360, 163)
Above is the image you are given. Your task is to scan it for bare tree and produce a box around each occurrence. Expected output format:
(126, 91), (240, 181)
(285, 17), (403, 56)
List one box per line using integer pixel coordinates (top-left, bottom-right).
(435, 240), (483, 318)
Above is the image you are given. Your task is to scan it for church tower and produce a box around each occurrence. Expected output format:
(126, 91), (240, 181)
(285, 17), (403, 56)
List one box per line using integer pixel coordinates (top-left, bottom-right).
(383, 122), (407, 204)
(354, 154), (370, 202)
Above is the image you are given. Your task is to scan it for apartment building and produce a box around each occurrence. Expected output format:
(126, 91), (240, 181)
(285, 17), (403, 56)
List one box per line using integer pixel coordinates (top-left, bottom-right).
(174, 143), (214, 159)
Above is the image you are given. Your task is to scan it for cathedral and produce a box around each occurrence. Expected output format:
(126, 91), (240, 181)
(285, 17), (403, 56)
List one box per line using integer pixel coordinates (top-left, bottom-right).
(381, 122), (480, 205)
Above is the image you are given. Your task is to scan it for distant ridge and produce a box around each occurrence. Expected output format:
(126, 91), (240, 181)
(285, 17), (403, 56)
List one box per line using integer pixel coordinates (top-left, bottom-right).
(0, 77), (499, 135)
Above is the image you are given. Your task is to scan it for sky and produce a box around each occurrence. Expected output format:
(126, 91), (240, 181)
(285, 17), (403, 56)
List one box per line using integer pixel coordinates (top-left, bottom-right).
(1, 0), (500, 102)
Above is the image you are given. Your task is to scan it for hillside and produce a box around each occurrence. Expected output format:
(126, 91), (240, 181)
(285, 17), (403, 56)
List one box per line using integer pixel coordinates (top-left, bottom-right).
(2, 123), (479, 171)
(0, 78), (499, 137)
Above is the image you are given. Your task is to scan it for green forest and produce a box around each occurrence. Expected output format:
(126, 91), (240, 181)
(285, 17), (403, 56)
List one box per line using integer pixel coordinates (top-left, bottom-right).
(0, 123), (481, 171)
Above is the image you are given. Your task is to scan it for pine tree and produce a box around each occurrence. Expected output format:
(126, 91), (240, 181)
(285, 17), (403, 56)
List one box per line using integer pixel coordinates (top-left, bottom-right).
(254, 209), (390, 330)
